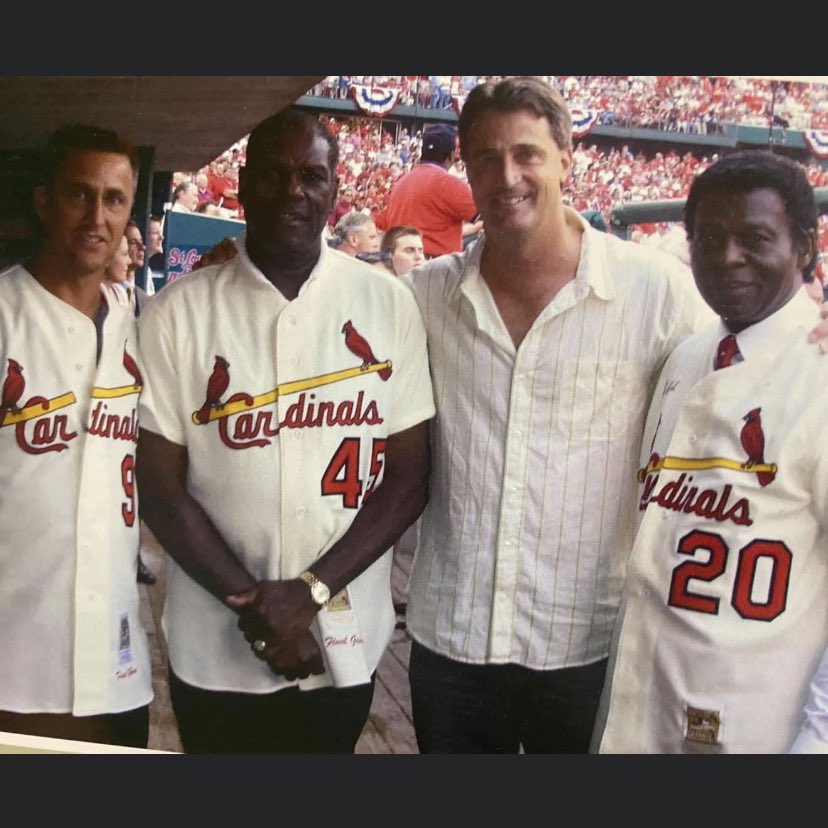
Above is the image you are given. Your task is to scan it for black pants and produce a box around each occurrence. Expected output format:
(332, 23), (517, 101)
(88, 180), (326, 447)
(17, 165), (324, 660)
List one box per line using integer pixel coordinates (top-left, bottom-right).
(0, 705), (149, 749)
(169, 668), (376, 754)
(409, 640), (607, 753)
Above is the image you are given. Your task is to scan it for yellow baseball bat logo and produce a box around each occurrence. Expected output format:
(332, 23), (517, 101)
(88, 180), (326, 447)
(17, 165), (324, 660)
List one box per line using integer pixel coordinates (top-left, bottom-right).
(191, 361), (392, 425)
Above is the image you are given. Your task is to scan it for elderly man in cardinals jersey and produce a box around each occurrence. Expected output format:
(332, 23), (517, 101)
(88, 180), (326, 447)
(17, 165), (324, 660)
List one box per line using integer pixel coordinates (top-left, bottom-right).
(136, 107), (434, 754)
(0, 124), (153, 748)
(593, 150), (828, 754)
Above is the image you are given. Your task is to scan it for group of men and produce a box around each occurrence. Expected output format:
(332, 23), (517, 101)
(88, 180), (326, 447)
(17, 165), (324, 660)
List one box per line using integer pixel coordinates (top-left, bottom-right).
(3, 76), (828, 754)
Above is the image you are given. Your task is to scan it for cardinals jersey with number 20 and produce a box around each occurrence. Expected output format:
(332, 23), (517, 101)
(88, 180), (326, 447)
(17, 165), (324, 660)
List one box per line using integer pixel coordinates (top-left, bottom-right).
(138, 238), (435, 695)
(0, 265), (152, 716)
(596, 289), (828, 753)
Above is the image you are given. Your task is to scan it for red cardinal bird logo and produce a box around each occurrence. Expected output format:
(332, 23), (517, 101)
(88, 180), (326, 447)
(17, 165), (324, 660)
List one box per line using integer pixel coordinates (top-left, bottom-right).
(0, 358), (25, 427)
(740, 407), (775, 487)
(341, 320), (392, 381)
(195, 356), (230, 424)
(122, 342), (143, 386)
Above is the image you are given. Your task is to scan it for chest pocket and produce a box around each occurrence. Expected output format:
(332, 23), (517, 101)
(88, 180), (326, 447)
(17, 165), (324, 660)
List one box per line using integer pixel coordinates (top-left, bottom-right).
(554, 358), (648, 443)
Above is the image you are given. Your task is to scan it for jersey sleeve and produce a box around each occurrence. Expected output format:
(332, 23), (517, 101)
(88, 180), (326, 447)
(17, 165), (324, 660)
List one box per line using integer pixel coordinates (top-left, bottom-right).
(137, 296), (187, 446)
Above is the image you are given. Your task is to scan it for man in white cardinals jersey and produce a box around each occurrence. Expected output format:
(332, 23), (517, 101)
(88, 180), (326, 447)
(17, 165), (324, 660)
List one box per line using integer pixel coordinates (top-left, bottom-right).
(595, 150), (828, 753)
(0, 124), (152, 748)
(136, 107), (434, 753)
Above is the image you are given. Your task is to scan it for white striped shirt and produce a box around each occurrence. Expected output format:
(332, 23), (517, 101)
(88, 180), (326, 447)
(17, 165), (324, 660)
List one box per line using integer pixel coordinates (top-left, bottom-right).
(404, 209), (712, 669)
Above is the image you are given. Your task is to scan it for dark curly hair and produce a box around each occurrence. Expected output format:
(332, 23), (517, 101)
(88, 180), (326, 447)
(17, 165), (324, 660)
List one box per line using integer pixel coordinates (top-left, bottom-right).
(685, 150), (818, 278)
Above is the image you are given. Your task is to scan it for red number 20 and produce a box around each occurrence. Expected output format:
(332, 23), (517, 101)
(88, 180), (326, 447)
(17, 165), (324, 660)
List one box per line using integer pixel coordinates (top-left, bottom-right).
(669, 529), (791, 622)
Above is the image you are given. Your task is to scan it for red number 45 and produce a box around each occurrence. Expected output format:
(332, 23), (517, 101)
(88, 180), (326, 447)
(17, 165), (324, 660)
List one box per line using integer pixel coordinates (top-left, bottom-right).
(321, 437), (386, 509)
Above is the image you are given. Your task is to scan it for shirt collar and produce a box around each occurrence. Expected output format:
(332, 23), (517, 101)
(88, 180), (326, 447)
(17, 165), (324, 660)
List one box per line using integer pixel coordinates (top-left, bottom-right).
(568, 206), (613, 302)
(454, 206), (612, 307)
(715, 287), (819, 364)
(236, 232), (327, 298)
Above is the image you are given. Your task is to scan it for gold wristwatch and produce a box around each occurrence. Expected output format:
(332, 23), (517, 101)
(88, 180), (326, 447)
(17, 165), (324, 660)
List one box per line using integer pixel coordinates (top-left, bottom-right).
(298, 570), (331, 606)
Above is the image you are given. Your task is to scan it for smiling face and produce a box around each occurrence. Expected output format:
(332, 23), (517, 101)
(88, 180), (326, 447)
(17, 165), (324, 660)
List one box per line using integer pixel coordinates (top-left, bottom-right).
(239, 122), (336, 259)
(463, 108), (571, 242)
(33, 149), (135, 277)
(689, 187), (812, 332)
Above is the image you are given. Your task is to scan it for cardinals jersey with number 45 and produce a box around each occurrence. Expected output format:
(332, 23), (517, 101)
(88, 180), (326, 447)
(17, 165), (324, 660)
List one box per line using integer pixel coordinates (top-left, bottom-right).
(0, 265), (153, 716)
(138, 238), (435, 694)
(595, 289), (828, 754)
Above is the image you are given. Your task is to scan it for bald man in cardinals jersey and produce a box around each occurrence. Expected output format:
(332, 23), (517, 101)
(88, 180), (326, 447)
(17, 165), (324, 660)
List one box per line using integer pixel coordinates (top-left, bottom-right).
(136, 107), (434, 754)
(594, 151), (828, 754)
(0, 124), (152, 749)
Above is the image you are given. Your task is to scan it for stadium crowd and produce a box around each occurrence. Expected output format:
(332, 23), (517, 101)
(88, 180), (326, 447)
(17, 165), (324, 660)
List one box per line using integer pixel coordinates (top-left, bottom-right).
(172, 93), (828, 264)
(309, 75), (828, 133)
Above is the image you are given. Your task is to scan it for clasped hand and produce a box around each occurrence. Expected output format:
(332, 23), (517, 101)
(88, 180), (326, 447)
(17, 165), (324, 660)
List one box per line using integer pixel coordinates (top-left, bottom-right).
(225, 579), (325, 681)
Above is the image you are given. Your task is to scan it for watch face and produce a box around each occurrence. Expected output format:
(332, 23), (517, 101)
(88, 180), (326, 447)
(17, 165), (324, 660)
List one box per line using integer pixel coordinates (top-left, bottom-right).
(313, 582), (331, 604)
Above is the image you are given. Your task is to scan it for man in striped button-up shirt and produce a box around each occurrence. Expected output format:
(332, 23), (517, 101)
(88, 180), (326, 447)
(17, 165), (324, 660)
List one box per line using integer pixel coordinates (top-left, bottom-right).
(403, 75), (712, 753)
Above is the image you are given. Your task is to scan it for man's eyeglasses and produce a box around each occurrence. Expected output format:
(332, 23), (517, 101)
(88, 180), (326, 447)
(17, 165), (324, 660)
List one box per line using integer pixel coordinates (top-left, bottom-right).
(127, 240), (145, 248)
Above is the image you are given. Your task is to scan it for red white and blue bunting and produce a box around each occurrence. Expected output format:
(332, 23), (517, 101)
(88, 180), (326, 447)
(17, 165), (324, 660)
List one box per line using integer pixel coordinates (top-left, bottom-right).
(804, 130), (828, 159)
(570, 108), (600, 140)
(350, 84), (400, 117)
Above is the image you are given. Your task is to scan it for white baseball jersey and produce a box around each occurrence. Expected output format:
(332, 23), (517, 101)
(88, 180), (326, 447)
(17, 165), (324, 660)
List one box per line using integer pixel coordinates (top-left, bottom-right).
(404, 209), (713, 669)
(0, 265), (153, 716)
(138, 238), (435, 693)
(596, 289), (828, 753)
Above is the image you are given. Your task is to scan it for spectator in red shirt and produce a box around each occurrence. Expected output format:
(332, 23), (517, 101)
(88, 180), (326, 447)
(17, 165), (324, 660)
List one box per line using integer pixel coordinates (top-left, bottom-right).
(328, 185), (356, 228)
(207, 160), (239, 213)
(374, 123), (480, 258)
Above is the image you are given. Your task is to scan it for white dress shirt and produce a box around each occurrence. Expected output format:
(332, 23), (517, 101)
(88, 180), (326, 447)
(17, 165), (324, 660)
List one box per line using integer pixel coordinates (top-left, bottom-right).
(404, 208), (712, 669)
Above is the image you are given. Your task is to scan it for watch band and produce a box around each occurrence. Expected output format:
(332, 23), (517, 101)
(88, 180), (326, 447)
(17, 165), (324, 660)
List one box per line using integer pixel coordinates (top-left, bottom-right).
(298, 569), (330, 606)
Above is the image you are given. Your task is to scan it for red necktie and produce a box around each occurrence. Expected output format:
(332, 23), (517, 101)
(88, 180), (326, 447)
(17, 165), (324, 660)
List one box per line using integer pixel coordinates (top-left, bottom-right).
(714, 334), (740, 370)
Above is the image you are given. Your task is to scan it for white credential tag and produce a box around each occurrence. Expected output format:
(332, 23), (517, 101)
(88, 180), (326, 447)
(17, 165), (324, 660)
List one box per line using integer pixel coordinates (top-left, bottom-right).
(315, 587), (371, 687)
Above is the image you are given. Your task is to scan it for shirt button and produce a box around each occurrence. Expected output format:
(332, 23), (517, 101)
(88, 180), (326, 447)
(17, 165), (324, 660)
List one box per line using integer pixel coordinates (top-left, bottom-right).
(688, 434), (697, 443)
(297, 506), (307, 516)
(67, 326), (75, 334)
(76, 363), (84, 372)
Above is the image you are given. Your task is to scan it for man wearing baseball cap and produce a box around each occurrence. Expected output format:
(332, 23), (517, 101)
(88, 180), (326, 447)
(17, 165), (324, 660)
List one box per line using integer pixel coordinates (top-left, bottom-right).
(374, 123), (481, 259)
